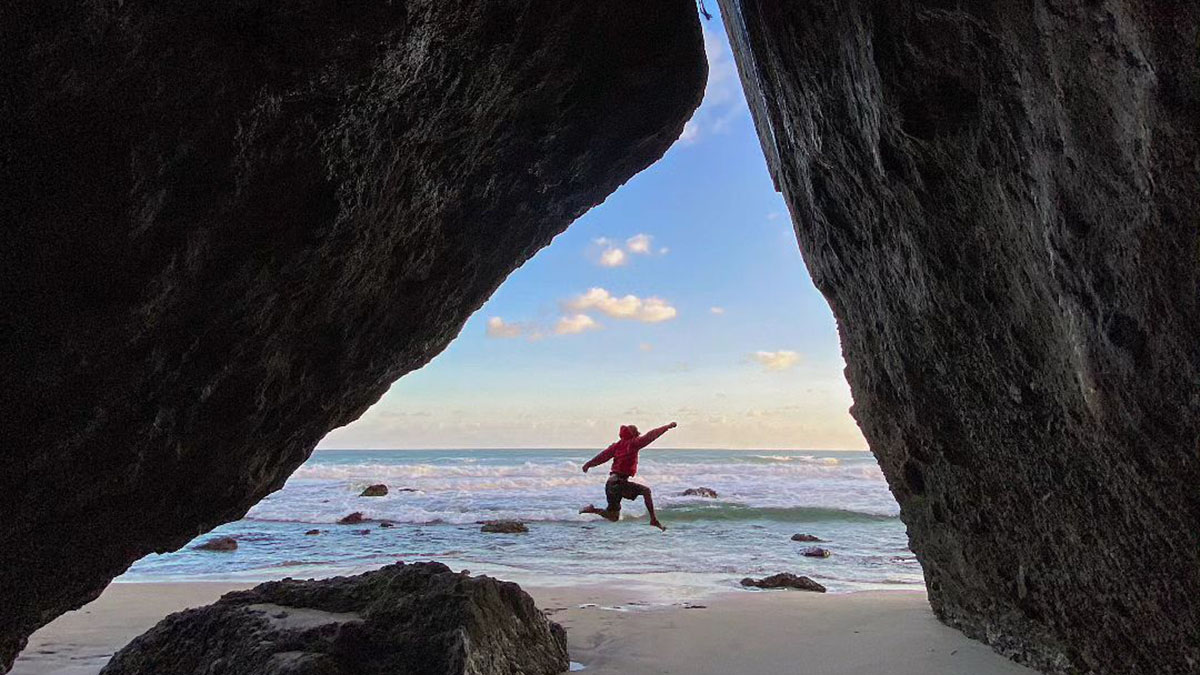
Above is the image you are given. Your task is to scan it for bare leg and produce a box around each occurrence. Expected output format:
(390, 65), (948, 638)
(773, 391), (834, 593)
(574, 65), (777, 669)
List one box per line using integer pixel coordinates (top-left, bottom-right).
(643, 489), (666, 531)
(579, 504), (620, 522)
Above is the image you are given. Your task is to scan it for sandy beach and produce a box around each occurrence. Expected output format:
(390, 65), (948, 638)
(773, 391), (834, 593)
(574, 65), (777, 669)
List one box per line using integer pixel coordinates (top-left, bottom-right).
(11, 580), (1035, 675)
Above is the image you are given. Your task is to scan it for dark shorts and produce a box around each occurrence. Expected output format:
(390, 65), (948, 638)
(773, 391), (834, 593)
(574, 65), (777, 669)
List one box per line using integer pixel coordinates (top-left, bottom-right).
(605, 473), (649, 512)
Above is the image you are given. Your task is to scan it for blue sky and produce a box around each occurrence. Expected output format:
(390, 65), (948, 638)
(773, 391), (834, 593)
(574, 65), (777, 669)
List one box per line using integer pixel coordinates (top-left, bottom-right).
(319, 20), (865, 451)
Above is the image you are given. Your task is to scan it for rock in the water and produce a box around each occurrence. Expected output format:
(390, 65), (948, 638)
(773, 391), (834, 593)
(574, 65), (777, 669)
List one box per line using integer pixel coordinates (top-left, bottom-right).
(350, 529), (371, 536)
(360, 484), (388, 497)
(378, 521), (394, 529)
(791, 534), (822, 543)
(718, 1), (1200, 672)
(801, 547), (831, 559)
(338, 512), (366, 525)
(193, 537), (237, 552)
(304, 530), (320, 536)
(100, 562), (568, 675)
(0, 0), (705, 666)
(680, 487), (719, 498)
(481, 521), (529, 534)
(740, 574), (826, 593)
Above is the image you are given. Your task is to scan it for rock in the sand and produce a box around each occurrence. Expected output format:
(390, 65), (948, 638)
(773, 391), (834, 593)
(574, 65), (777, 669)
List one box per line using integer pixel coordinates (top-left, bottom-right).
(680, 487), (719, 498)
(193, 537), (237, 552)
(304, 530), (320, 536)
(740, 574), (826, 593)
(100, 562), (569, 675)
(481, 521), (529, 534)
(338, 512), (366, 525)
(360, 484), (388, 497)
(802, 547), (832, 558)
(791, 534), (823, 543)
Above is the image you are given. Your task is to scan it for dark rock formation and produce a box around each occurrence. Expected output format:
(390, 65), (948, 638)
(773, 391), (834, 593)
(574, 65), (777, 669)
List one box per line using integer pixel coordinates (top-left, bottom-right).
(740, 573), (826, 593)
(791, 533), (823, 543)
(680, 487), (719, 498)
(304, 530), (321, 536)
(0, 1), (705, 667)
(481, 521), (529, 534)
(338, 512), (367, 526)
(360, 484), (388, 497)
(194, 536), (238, 552)
(350, 529), (371, 536)
(379, 521), (394, 529)
(100, 562), (569, 675)
(801, 547), (831, 559)
(719, 1), (1199, 672)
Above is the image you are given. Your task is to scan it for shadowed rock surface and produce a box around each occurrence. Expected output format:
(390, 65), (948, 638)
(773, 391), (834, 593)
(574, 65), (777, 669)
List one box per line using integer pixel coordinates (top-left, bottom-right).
(719, 1), (1199, 672)
(359, 484), (388, 497)
(480, 520), (529, 534)
(100, 562), (568, 675)
(740, 573), (826, 593)
(0, 0), (705, 667)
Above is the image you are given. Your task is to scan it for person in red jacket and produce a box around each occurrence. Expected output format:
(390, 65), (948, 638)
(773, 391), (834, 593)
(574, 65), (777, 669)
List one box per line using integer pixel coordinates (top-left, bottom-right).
(579, 422), (677, 531)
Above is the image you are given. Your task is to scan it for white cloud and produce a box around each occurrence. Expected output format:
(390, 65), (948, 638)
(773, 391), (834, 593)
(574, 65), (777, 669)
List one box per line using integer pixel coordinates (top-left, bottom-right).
(678, 120), (700, 145)
(555, 314), (600, 335)
(566, 288), (678, 323)
(599, 247), (627, 267)
(750, 350), (801, 371)
(626, 234), (653, 255)
(486, 317), (523, 339)
(710, 306), (726, 315)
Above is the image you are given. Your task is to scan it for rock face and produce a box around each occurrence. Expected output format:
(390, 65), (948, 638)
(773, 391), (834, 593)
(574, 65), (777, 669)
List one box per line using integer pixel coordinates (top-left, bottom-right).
(740, 573), (826, 593)
(360, 484), (388, 497)
(481, 521), (529, 534)
(100, 562), (568, 675)
(0, 1), (705, 667)
(719, 1), (1199, 672)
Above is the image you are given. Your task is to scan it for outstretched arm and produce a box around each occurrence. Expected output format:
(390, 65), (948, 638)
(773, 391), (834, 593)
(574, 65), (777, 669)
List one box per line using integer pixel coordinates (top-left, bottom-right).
(633, 422), (677, 450)
(582, 445), (616, 473)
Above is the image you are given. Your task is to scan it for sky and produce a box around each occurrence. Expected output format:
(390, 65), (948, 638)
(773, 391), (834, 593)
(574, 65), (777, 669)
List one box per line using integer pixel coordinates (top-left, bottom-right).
(319, 18), (866, 451)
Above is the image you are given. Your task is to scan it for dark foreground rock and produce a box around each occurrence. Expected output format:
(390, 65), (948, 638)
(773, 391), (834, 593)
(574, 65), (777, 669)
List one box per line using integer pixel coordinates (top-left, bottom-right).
(790, 534), (822, 543)
(360, 484), (388, 497)
(740, 574), (826, 593)
(193, 537), (238, 552)
(100, 562), (568, 675)
(679, 487), (719, 498)
(719, 1), (1200, 672)
(338, 512), (367, 525)
(481, 521), (529, 534)
(0, 1), (705, 665)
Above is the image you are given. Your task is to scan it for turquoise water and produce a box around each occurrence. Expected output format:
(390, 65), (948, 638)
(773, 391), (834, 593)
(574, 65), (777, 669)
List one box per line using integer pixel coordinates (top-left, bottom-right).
(121, 449), (921, 595)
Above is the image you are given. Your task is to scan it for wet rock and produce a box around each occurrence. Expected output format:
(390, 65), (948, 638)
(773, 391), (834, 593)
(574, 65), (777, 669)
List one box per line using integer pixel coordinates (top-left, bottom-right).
(0, 0), (705, 666)
(360, 484), (388, 497)
(303, 530), (320, 536)
(378, 521), (394, 529)
(791, 534), (823, 543)
(338, 512), (366, 525)
(481, 521), (529, 534)
(193, 537), (237, 552)
(679, 487), (719, 498)
(100, 562), (568, 675)
(740, 574), (826, 593)
(718, 1), (1200, 671)
(801, 547), (831, 559)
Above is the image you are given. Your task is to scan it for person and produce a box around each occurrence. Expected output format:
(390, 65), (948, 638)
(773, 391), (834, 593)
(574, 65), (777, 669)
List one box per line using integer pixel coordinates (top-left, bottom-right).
(579, 422), (677, 531)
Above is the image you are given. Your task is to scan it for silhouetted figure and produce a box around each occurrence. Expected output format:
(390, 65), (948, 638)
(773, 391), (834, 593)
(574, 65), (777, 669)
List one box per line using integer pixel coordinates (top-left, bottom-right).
(579, 422), (677, 531)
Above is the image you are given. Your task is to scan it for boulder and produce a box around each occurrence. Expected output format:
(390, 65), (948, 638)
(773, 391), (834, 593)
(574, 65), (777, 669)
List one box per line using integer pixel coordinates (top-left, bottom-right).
(481, 521), (528, 534)
(100, 562), (569, 675)
(360, 484), (388, 497)
(790, 534), (823, 543)
(304, 530), (320, 536)
(338, 512), (366, 525)
(801, 547), (831, 559)
(0, 0), (705, 666)
(718, 1), (1200, 671)
(679, 487), (719, 498)
(193, 536), (238, 552)
(740, 574), (826, 593)
(378, 521), (394, 529)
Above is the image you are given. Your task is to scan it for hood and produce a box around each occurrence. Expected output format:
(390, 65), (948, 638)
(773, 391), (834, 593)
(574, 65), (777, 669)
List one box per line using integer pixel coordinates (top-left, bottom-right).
(619, 425), (638, 440)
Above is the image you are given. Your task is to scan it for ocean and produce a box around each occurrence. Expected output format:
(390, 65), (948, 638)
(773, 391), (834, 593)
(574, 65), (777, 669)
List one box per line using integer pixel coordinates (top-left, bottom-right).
(120, 449), (922, 598)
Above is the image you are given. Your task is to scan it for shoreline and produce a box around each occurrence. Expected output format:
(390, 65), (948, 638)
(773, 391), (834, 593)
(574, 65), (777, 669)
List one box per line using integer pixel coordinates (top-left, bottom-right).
(11, 577), (1035, 675)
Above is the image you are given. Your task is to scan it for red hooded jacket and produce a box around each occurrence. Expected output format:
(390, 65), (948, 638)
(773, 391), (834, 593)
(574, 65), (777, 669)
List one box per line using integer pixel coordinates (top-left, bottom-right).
(584, 424), (672, 477)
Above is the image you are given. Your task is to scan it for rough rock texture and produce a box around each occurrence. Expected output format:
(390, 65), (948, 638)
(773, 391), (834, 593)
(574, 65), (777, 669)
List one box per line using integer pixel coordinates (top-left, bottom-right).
(359, 484), (388, 497)
(0, 1), (705, 668)
(719, 1), (1199, 672)
(480, 520), (529, 534)
(680, 487), (719, 498)
(194, 536), (238, 552)
(101, 562), (568, 675)
(338, 513), (367, 526)
(740, 573), (826, 593)
(790, 533), (823, 543)
(800, 547), (831, 559)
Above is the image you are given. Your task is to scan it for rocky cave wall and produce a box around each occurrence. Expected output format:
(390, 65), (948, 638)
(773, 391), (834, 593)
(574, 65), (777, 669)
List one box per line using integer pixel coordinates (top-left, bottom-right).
(0, 1), (705, 669)
(718, 0), (1199, 673)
